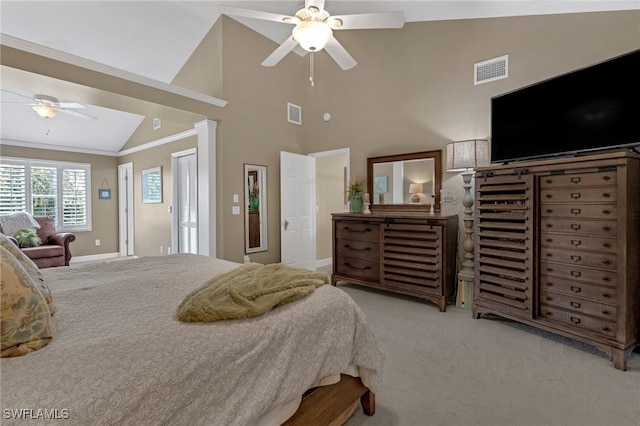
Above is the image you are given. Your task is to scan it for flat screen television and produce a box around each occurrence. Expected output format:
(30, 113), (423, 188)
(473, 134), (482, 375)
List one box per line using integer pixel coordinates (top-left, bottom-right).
(490, 49), (640, 163)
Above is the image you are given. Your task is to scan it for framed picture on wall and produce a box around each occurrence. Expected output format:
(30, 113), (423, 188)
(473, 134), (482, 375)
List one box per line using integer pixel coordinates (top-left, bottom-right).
(142, 166), (162, 203)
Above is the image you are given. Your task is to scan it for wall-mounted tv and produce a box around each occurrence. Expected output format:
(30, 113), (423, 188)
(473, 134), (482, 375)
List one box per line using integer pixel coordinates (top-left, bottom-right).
(490, 49), (640, 163)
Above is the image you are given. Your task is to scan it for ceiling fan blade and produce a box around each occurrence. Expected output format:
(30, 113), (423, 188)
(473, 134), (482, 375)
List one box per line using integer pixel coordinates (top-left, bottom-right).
(1, 89), (34, 102)
(324, 37), (357, 71)
(219, 5), (294, 24)
(262, 36), (299, 67)
(59, 108), (98, 120)
(331, 11), (405, 30)
(58, 102), (86, 109)
(306, 0), (325, 12)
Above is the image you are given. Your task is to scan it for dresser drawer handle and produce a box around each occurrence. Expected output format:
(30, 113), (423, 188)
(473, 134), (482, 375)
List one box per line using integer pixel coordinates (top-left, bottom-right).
(571, 208), (581, 215)
(546, 252), (553, 257)
(546, 238), (553, 243)
(570, 317), (581, 324)
(546, 208), (553, 214)
(570, 301), (581, 308)
(570, 193), (581, 199)
(571, 255), (581, 262)
(545, 296), (552, 301)
(602, 209), (610, 215)
(602, 242), (610, 248)
(601, 326), (610, 332)
(343, 262), (371, 271)
(571, 240), (581, 246)
(545, 282), (553, 287)
(546, 267), (553, 272)
(602, 175), (611, 181)
(570, 286), (581, 293)
(546, 179), (553, 184)
(546, 223), (553, 228)
(570, 177), (581, 183)
(546, 311), (553, 316)
(343, 227), (372, 233)
(602, 292), (611, 298)
(602, 276), (610, 282)
(602, 309), (609, 315)
(602, 226), (610, 231)
(602, 192), (610, 198)
(344, 244), (371, 252)
(602, 259), (610, 265)
(571, 271), (581, 277)
(570, 224), (581, 230)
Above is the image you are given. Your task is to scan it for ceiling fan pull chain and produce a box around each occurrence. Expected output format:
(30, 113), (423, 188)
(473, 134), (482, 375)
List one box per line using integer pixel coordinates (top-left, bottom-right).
(309, 52), (315, 87)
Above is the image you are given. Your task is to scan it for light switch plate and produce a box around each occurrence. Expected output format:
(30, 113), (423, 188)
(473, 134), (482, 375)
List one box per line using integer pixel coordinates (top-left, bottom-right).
(232, 206), (240, 215)
(233, 194), (239, 203)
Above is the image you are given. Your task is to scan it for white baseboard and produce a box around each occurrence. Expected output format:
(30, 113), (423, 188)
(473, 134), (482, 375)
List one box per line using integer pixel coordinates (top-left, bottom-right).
(70, 252), (121, 264)
(316, 257), (332, 269)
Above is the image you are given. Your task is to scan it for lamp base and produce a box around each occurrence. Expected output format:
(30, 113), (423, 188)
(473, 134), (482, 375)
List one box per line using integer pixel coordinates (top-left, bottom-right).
(411, 194), (420, 203)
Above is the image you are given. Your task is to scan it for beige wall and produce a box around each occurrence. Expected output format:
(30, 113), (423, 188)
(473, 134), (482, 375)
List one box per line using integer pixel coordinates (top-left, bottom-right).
(0, 144), (119, 256)
(315, 153), (348, 261)
(119, 135), (197, 257)
(2, 10), (637, 265)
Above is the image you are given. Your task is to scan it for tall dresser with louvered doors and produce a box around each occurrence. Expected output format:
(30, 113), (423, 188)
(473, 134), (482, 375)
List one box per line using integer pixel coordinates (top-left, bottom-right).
(331, 212), (458, 312)
(473, 151), (640, 370)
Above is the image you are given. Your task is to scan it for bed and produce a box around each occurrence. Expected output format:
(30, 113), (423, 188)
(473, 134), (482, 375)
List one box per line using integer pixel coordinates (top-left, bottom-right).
(1, 253), (383, 425)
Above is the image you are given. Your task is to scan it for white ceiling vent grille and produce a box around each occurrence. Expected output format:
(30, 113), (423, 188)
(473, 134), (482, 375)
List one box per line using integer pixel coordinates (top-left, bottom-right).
(474, 55), (509, 85)
(287, 102), (302, 125)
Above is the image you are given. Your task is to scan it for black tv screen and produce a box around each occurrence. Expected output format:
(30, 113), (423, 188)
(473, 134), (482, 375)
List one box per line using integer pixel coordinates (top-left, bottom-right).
(491, 49), (640, 163)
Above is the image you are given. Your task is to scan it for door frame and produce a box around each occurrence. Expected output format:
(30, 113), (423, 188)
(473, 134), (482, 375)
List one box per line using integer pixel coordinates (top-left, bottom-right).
(118, 162), (134, 256)
(171, 148), (197, 254)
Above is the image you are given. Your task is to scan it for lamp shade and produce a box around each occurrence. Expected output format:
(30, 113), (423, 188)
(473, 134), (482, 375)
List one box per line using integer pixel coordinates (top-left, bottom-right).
(293, 21), (332, 52)
(446, 139), (490, 172)
(32, 105), (57, 119)
(408, 183), (423, 194)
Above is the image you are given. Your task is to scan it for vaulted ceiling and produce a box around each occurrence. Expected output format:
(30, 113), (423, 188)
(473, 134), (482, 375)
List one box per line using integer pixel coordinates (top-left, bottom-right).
(1, 1), (637, 155)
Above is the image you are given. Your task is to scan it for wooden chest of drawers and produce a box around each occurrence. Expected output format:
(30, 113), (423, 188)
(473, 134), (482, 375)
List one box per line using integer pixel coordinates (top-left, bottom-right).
(332, 213), (458, 311)
(473, 151), (640, 370)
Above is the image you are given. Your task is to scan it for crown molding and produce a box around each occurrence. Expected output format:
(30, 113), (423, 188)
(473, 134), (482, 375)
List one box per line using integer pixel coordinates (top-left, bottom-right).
(0, 33), (228, 109)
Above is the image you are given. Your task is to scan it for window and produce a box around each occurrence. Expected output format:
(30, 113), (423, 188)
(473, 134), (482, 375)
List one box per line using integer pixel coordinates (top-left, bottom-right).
(0, 157), (91, 231)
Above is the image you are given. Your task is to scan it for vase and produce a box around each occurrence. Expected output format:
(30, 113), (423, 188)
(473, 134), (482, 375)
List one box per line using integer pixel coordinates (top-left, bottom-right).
(250, 198), (259, 212)
(350, 194), (362, 213)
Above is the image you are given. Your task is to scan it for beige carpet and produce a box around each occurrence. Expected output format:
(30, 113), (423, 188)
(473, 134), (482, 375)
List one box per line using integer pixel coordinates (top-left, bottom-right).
(338, 283), (640, 426)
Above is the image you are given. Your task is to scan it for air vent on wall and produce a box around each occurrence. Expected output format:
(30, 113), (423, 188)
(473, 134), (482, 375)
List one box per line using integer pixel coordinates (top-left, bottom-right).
(474, 55), (509, 85)
(288, 102), (302, 125)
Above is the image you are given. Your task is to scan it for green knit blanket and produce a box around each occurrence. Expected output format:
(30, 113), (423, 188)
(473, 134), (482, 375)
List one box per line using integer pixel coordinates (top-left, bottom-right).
(176, 263), (329, 322)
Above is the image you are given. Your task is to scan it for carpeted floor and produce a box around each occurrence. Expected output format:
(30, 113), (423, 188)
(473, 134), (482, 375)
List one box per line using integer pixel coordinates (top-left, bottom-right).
(338, 283), (640, 426)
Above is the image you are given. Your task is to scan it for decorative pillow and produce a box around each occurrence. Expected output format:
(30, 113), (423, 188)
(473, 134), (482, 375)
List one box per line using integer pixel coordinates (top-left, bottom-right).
(0, 212), (40, 236)
(0, 234), (54, 315)
(14, 228), (42, 248)
(1, 245), (54, 357)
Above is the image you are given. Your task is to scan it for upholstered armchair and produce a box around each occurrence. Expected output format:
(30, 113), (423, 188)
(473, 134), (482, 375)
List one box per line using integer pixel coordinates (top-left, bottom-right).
(0, 216), (76, 268)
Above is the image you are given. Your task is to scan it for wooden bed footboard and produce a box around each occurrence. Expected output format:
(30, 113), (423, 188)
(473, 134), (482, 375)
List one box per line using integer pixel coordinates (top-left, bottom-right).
(282, 374), (374, 425)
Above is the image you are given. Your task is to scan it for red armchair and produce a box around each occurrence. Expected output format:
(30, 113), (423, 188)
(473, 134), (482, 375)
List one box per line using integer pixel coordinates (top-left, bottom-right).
(1, 216), (76, 268)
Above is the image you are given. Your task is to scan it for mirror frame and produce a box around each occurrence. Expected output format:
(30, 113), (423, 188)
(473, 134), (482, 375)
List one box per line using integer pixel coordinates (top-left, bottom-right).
(244, 163), (268, 254)
(367, 150), (442, 211)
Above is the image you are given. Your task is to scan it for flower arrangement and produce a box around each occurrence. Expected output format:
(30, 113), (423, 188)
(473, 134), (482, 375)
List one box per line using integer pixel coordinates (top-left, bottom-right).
(347, 176), (363, 201)
(249, 183), (259, 201)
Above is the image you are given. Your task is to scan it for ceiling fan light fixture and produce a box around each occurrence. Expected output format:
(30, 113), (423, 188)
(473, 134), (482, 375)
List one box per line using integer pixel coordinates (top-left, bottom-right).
(32, 105), (58, 119)
(293, 20), (332, 52)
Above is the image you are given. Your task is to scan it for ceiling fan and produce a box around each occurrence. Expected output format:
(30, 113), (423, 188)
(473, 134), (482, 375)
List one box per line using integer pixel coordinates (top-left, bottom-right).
(219, 0), (405, 71)
(1, 89), (98, 120)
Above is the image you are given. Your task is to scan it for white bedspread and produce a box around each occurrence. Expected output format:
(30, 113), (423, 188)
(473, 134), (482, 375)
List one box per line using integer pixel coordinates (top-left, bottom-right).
(0, 254), (383, 425)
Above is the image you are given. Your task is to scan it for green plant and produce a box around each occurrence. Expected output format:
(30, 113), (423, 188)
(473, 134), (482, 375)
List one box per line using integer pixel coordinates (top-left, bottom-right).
(347, 176), (363, 201)
(14, 228), (41, 248)
(249, 183), (259, 201)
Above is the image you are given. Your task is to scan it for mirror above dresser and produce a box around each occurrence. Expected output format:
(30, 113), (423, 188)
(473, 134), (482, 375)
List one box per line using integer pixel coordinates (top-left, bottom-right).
(366, 150), (442, 211)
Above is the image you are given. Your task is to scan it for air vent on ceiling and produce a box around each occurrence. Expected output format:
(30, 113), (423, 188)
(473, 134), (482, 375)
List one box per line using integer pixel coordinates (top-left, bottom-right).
(288, 102), (302, 125)
(474, 55), (509, 85)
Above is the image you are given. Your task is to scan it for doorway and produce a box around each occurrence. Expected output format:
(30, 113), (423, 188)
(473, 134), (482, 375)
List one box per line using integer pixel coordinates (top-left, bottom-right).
(172, 149), (197, 254)
(118, 162), (134, 256)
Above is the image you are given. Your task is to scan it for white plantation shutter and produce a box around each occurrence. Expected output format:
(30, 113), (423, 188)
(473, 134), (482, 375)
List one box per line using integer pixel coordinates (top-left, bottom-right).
(62, 166), (88, 227)
(0, 157), (91, 231)
(0, 162), (27, 215)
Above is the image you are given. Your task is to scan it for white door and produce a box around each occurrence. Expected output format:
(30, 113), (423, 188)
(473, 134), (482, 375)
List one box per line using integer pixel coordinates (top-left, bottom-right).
(173, 150), (198, 254)
(118, 162), (134, 256)
(280, 151), (316, 270)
